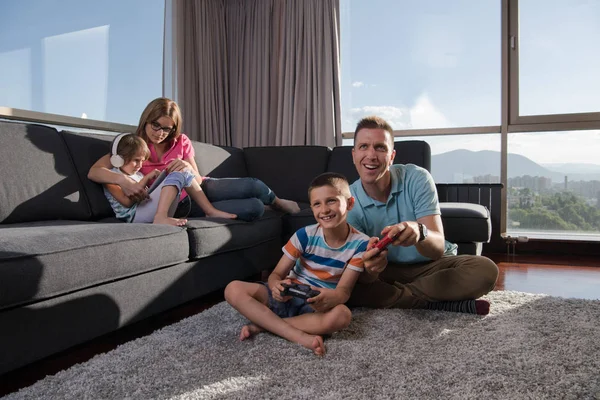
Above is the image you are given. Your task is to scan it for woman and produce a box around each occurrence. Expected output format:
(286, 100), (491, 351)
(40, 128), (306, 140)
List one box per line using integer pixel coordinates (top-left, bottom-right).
(88, 97), (301, 223)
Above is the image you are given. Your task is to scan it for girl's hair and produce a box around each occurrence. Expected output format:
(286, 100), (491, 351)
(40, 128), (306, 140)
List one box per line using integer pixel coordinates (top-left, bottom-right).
(116, 134), (150, 162)
(135, 97), (182, 145)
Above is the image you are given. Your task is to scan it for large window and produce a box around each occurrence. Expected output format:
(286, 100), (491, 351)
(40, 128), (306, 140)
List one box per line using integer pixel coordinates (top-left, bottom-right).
(341, 0), (600, 241)
(507, 130), (600, 239)
(340, 0), (501, 133)
(0, 0), (164, 127)
(518, 0), (600, 117)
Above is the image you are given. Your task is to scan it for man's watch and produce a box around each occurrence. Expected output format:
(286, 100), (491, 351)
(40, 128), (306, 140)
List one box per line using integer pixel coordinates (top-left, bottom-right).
(418, 223), (428, 242)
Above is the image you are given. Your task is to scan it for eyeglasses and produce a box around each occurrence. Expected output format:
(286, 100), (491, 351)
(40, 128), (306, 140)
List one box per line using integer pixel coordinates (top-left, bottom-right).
(149, 121), (175, 134)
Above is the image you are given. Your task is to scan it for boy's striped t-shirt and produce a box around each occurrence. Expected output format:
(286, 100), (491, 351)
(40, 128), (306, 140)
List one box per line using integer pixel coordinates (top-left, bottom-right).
(282, 223), (370, 289)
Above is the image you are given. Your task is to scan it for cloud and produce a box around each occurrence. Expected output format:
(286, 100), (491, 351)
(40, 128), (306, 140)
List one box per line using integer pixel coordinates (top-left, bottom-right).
(351, 81), (364, 88)
(347, 93), (453, 131)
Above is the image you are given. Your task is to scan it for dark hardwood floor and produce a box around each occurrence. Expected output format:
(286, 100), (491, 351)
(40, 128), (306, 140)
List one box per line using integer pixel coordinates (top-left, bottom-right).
(1, 253), (599, 397)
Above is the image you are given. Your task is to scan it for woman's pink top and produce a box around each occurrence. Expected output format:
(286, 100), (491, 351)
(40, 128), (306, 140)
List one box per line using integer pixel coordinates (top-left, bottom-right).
(140, 134), (195, 199)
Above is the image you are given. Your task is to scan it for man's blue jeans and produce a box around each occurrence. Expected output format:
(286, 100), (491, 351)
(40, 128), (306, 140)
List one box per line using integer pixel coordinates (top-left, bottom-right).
(175, 177), (277, 222)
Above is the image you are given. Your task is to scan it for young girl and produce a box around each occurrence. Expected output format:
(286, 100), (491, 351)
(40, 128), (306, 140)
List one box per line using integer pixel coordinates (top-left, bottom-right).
(88, 97), (301, 223)
(103, 133), (235, 226)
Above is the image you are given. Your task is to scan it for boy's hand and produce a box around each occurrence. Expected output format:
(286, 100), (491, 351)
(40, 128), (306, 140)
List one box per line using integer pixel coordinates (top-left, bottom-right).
(362, 237), (389, 276)
(270, 279), (292, 302)
(307, 287), (342, 312)
(120, 176), (148, 202)
(148, 169), (161, 180)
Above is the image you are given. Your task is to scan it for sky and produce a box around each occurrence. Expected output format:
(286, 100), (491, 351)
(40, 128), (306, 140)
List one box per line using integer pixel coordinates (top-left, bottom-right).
(0, 0), (164, 126)
(0, 0), (598, 166)
(339, 0), (600, 165)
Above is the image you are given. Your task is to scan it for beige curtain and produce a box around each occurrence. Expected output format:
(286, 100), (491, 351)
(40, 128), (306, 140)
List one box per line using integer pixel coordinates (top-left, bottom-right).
(164, 0), (232, 145)
(164, 0), (342, 148)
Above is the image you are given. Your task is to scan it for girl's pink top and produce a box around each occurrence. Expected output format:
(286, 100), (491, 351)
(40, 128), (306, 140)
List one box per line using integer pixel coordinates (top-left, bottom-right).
(140, 133), (195, 199)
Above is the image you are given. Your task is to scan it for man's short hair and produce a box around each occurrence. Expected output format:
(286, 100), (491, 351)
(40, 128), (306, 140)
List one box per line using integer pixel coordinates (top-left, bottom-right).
(354, 116), (394, 148)
(308, 172), (351, 200)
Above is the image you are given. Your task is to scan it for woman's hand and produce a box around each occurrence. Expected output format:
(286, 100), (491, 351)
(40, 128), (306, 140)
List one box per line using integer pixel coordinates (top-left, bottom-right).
(270, 279), (292, 302)
(307, 287), (343, 312)
(166, 159), (193, 173)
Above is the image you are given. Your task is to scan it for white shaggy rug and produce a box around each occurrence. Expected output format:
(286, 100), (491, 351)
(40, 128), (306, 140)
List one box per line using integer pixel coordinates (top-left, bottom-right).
(3, 291), (600, 400)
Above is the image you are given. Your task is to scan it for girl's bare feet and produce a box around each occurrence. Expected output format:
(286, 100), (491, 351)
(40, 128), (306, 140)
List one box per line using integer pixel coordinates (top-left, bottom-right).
(206, 209), (237, 219)
(298, 334), (326, 356)
(239, 324), (263, 341)
(272, 198), (301, 214)
(153, 215), (188, 226)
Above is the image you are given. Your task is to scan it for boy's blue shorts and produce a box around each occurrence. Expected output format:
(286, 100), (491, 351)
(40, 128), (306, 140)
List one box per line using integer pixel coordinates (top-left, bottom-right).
(260, 282), (315, 318)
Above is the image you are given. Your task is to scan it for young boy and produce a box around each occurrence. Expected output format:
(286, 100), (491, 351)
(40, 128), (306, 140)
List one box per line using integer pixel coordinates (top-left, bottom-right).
(224, 172), (370, 356)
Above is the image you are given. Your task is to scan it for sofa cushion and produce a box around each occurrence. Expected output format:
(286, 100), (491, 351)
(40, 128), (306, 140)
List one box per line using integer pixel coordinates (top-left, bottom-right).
(327, 146), (359, 183)
(243, 146), (330, 204)
(0, 221), (189, 310)
(186, 211), (282, 260)
(0, 122), (92, 224)
(60, 130), (117, 220)
(440, 202), (491, 243)
(191, 142), (248, 178)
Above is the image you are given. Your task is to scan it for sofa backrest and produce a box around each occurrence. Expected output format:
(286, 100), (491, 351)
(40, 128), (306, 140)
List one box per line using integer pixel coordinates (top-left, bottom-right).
(243, 146), (331, 204)
(0, 121), (92, 224)
(327, 140), (432, 184)
(60, 130), (117, 220)
(191, 142), (248, 178)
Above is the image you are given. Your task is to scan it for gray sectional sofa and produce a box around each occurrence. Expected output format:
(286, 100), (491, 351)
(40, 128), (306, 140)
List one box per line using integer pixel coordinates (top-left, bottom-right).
(0, 120), (491, 374)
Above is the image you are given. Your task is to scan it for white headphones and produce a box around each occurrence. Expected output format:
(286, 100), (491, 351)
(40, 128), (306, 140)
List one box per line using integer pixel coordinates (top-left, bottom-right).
(110, 133), (129, 168)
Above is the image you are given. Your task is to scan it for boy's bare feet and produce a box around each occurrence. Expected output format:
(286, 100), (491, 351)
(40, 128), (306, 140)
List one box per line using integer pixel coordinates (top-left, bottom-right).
(153, 215), (188, 226)
(206, 209), (237, 219)
(298, 334), (326, 356)
(272, 198), (301, 214)
(239, 324), (263, 341)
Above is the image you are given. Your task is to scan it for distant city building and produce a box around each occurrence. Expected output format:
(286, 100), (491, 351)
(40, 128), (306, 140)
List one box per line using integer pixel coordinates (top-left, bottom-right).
(508, 175), (551, 192)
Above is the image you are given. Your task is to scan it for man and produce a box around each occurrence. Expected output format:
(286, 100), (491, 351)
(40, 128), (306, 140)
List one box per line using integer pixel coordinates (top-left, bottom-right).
(346, 116), (498, 315)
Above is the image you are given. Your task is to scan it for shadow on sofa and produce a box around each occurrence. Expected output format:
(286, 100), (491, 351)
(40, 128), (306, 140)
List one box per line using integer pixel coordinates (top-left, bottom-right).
(0, 119), (493, 375)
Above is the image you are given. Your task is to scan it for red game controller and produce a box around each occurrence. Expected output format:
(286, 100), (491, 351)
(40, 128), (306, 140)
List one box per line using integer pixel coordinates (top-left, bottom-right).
(374, 233), (399, 252)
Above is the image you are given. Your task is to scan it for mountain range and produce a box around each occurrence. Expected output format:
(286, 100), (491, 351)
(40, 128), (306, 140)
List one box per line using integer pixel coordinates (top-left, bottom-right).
(430, 150), (600, 183)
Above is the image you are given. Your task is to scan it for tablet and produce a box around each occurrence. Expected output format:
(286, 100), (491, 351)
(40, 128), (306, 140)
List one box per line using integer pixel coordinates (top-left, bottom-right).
(147, 170), (168, 194)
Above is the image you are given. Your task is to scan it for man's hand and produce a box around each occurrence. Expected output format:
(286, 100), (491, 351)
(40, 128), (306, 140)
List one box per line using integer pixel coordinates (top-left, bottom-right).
(382, 221), (420, 247)
(166, 159), (193, 173)
(307, 287), (343, 312)
(270, 278), (292, 302)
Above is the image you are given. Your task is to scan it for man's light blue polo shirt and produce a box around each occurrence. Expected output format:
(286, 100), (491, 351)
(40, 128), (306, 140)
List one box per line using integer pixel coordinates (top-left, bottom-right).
(347, 164), (458, 264)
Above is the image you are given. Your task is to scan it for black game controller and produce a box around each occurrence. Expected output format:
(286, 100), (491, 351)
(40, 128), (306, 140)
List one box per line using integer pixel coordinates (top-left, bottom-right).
(280, 283), (320, 300)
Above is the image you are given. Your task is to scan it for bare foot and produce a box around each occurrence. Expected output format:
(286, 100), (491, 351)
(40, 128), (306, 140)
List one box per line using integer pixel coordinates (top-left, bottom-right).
(206, 210), (237, 219)
(298, 334), (326, 356)
(239, 324), (263, 341)
(153, 215), (188, 226)
(272, 198), (301, 214)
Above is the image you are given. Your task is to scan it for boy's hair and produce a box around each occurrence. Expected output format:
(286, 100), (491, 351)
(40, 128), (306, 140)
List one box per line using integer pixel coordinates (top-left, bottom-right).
(354, 116), (394, 149)
(116, 133), (150, 162)
(308, 172), (351, 200)
(136, 97), (182, 145)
